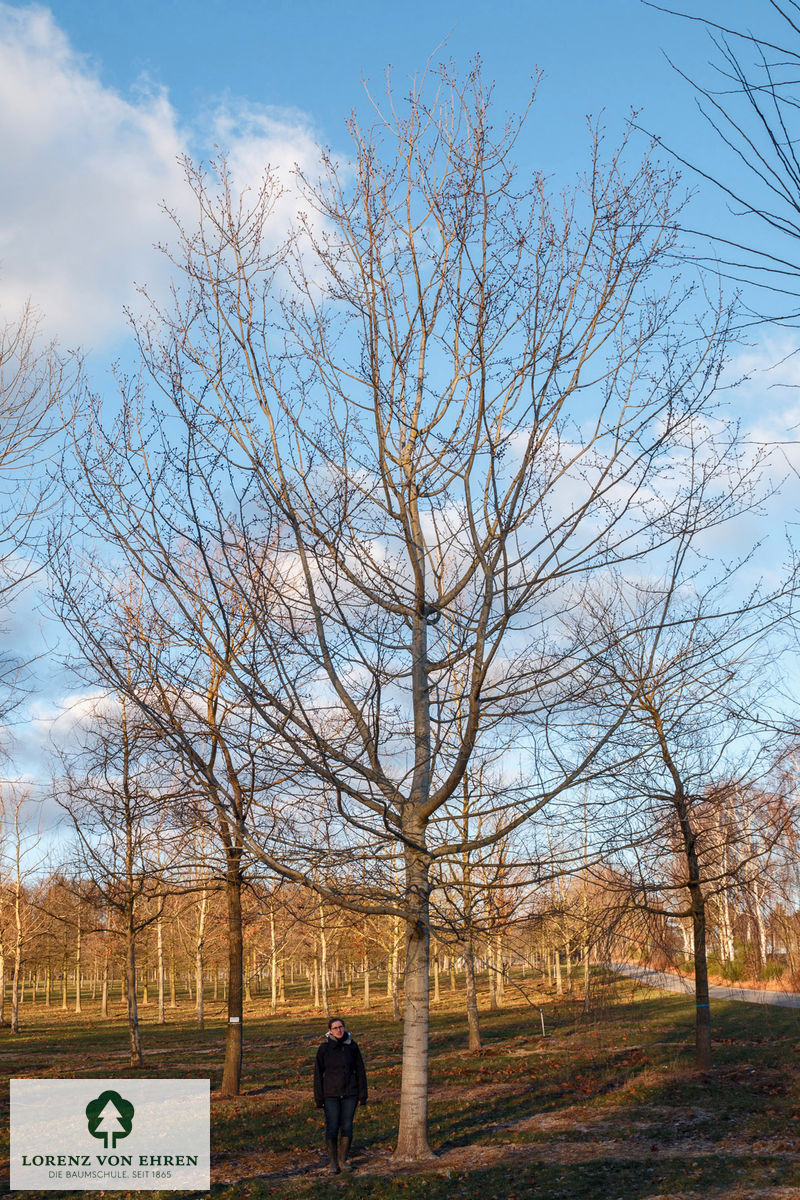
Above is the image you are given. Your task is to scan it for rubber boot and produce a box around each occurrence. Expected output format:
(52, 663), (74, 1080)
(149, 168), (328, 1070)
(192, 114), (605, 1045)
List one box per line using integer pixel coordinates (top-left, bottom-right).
(326, 1137), (340, 1174)
(339, 1135), (353, 1171)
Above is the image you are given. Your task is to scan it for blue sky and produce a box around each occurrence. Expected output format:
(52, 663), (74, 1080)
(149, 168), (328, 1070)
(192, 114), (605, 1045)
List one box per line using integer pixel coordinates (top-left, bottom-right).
(46, 0), (708, 137)
(0, 0), (779, 352)
(3, 0), (800, 789)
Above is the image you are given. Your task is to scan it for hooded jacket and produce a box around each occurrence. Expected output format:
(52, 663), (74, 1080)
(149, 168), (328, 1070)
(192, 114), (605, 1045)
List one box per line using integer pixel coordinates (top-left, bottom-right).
(313, 1030), (368, 1107)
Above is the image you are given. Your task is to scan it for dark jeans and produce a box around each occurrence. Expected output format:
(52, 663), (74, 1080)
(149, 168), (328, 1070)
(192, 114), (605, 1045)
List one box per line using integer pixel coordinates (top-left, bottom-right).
(323, 1095), (358, 1140)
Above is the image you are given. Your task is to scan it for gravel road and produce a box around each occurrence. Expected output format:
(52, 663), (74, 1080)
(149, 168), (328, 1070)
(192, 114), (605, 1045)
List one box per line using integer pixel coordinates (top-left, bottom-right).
(607, 961), (800, 1008)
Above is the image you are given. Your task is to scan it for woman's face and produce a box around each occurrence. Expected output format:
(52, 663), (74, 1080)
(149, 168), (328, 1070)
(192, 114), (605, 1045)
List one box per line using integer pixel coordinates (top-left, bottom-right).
(329, 1020), (345, 1040)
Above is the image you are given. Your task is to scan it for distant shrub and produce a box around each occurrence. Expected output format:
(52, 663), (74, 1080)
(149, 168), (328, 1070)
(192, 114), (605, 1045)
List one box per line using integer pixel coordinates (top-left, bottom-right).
(721, 959), (746, 983)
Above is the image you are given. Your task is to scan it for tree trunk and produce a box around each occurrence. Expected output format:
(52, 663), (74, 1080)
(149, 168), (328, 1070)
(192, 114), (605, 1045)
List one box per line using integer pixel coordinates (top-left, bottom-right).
(394, 843), (434, 1162)
(74, 923), (82, 1013)
(320, 907), (329, 1014)
(488, 941), (499, 1010)
(672, 778), (712, 1071)
(195, 885), (208, 1029)
(582, 942), (591, 1014)
(391, 915), (402, 1021)
(220, 849), (243, 1097)
(270, 907), (278, 1014)
(157, 911), (165, 1025)
(752, 882), (768, 973)
(691, 887), (712, 1070)
(463, 935), (481, 1052)
(496, 937), (505, 1006)
(126, 913), (143, 1067)
(11, 876), (23, 1031)
(101, 953), (109, 1019)
(655, 718), (712, 1071)
(10, 953), (21, 1033)
(719, 843), (736, 963)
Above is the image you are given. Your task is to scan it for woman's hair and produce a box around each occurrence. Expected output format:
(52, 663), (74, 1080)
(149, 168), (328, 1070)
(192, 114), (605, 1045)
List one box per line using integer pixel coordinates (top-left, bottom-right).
(327, 1015), (345, 1029)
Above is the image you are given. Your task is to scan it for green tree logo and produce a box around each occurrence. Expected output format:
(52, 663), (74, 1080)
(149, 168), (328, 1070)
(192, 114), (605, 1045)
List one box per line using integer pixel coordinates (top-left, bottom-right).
(85, 1090), (135, 1149)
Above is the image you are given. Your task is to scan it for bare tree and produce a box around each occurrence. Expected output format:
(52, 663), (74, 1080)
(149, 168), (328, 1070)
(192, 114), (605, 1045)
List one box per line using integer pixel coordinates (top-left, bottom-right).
(52, 65), (755, 1157)
(0, 303), (72, 735)
(55, 689), (178, 1066)
(647, 2), (800, 320)
(573, 552), (785, 1068)
(55, 559), (285, 1094)
(0, 788), (47, 1032)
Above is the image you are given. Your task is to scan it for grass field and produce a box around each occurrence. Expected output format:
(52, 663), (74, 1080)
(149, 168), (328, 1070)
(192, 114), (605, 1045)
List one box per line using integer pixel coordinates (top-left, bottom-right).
(3, 969), (800, 1199)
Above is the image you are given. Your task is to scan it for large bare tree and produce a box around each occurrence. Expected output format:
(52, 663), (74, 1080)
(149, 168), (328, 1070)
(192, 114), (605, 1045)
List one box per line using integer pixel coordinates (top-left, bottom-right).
(53, 66), (754, 1157)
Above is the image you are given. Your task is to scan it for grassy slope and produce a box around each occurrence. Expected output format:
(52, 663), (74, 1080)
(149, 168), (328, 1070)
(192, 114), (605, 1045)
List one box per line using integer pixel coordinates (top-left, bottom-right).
(2, 970), (800, 1199)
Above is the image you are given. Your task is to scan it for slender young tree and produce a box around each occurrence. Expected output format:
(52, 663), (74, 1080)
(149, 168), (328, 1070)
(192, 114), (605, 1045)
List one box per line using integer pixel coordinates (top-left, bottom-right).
(128, 577), (262, 1094)
(0, 789), (47, 1033)
(572, 551), (784, 1069)
(55, 689), (177, 1066)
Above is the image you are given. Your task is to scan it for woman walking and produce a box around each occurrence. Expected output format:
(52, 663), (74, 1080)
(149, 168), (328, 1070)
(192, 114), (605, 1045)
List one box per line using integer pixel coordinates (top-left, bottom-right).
(314, 1016), (368, 1174)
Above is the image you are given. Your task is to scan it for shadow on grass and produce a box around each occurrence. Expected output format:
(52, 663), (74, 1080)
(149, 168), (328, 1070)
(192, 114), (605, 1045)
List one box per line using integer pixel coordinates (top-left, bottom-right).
(203, 1150), (800, 1200)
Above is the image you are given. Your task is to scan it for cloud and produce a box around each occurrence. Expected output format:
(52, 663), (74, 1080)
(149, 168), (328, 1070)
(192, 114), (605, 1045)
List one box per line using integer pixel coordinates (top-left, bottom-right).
(0, 4), (184, 345)
(720, 333), (800, 488)
(2, 685), (105, 775)
(0, 4), (321, 349)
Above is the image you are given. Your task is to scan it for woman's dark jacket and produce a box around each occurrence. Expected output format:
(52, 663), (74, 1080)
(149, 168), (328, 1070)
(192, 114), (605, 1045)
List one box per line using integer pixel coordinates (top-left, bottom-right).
(314, 1032), (368, 1107)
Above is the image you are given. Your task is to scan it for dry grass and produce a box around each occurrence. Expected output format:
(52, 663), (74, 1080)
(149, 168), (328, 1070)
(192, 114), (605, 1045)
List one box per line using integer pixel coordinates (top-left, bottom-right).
(2, 969), (800, 1198)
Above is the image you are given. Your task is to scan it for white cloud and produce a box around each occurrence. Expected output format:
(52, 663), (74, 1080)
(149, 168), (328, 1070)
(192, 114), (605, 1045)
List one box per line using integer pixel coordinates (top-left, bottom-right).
(722, 335), (800, 438)
(0, 4), (184, 345)
(0, 4), (322, 349)
(27, 687), (111, 738)
(718, 333), (800, 504)
(3, 686), (106, 776)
